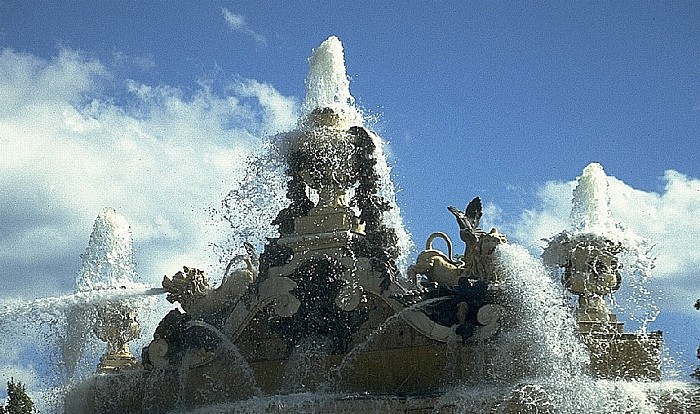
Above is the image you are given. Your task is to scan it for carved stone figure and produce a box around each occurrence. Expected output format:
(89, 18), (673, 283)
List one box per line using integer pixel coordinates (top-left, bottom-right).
(221, 241), (259, 299)
(162, 266), (210, 313)
(162, 243), (258, 319)
(448, 198), (508, 283)
(408, 197), (507, 287)
(407, 232), (462, 286)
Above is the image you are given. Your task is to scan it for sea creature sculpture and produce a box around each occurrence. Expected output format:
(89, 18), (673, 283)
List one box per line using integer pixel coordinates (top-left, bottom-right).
(162, 243), (259, 318)
(408, 197), (507, 287)
(407, 232), (463, 286)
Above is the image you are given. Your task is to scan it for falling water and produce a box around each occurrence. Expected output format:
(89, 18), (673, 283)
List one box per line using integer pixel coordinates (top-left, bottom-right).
(494, 244), (589, 381)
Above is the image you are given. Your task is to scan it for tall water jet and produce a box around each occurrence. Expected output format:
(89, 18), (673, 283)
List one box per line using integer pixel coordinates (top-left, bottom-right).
(570, 162), (617, 236)
(301, 35), (362, 128)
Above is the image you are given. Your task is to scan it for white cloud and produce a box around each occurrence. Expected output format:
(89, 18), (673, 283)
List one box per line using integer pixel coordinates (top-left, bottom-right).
(222, 8), (266, 45)
(0, 47), (298, 300)
(510, 170), (700, 317)
(0, 47), (299, 405)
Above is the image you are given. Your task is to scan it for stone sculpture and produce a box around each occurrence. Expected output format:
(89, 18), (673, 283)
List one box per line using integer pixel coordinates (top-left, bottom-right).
(408, 197), (507, 287)
(405, 197), (506, 342)
(161, 243), (258, 319)
(407, 232), (463, 286)
(162, 266), (210, 312)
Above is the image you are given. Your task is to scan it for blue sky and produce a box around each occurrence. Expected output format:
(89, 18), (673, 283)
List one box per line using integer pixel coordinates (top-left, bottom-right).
(1, 0), (699, 394)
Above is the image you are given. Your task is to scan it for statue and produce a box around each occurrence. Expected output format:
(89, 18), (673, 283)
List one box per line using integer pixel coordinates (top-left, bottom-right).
(408, 197), (507, 287)
(407, 232), (462, 286)
(404, 197), (506, 342)
(162, 266), (210, 312)
(448, 197), (508, 283)
(161, 243), (258, 319)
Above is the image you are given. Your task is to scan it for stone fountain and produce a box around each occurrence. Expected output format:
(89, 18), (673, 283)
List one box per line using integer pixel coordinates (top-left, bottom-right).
(67, 208), (144, 376)
(543, 163), (663, 380)
(60, 38), (699, 413)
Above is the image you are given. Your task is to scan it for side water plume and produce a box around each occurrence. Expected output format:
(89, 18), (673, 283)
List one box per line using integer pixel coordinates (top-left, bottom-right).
(574, 164), (658, 332)
(436, 244), (673, 413)
(75, 207), (139, 292)
(62, 207), (143, 385)
(0, 208), (167, 413)
(570, 162), (617, 236)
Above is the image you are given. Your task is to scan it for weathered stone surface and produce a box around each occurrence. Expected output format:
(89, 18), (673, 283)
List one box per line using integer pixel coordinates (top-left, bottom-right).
(581, 331), (663, 381)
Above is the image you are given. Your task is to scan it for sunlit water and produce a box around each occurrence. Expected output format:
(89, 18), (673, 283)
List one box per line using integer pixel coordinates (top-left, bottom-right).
(0, 208), (169, 413)
(1, 38), (697, 413)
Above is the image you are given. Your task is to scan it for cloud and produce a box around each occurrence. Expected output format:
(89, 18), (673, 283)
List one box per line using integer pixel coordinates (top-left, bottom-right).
(222, 8), (266, 45)
(509, 170), (700, 317)
(0, 47), (298, 301)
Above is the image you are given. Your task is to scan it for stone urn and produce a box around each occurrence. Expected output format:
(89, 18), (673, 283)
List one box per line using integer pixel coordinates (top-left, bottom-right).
(288, 107), (359, 210)
(93, 301), (141, 373)
(544, 232), (623, 329)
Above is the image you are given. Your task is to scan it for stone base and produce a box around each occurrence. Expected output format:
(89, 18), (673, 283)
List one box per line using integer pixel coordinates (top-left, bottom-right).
(96, 351), (139, 374)
(580, 331), (663, 380)
(294, 206), (363, 235)
(576, 311), (624, 334)
(65, 370), (146, 414)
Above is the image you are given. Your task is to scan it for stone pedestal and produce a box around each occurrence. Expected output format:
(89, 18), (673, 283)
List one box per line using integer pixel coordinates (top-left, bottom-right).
(580, 331), (663, 380)
(576, 311), (624, 334)
(96, 348), (139, 374)
(293, 206), (364, 236)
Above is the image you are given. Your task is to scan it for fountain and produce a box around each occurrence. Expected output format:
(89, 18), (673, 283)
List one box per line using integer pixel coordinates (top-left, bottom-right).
(66, 207), (144, 376)
(8, 37), (698, 413)
(0, 207), (165, 411)
(543, 163), (663, 380)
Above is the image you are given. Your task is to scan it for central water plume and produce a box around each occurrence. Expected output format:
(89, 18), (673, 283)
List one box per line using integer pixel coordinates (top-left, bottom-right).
(302, 36), (362, 127)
